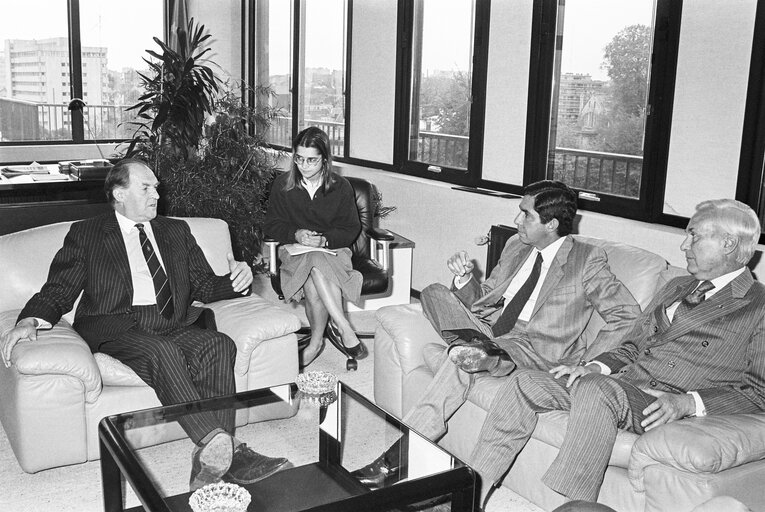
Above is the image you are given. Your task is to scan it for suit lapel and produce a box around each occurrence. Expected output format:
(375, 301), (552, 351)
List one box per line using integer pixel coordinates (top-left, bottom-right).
(102, 212), (133, 296)
(661, 271), (754, 342)
(479, 243), (534, 306)
(530, 236), (572, 318)
(151, 218), (178, 301)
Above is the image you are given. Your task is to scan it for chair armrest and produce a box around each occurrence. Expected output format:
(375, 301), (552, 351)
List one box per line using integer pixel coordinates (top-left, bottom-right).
(262, 237), (279, 275)
(376, 304), (445, 375)
(0, 310), (102, 403)
(628, 414), (765, 492)
(367, 227), (394, 241)
(205, 296), (302, 376)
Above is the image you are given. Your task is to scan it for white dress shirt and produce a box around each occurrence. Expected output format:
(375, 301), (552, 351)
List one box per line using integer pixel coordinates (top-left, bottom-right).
(455, 236), (566, 323)
(115, 211), (167, 306)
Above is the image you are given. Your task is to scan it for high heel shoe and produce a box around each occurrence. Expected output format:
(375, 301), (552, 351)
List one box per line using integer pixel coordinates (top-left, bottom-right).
(325, 320), (368, 360)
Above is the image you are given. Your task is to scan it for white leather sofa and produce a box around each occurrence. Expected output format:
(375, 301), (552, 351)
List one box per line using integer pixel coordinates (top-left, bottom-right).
(0, 217), (302, 473)
(374, 235), (765, 512)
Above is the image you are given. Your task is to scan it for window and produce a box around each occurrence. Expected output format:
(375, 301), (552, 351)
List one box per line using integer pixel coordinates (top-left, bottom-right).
(393, 0), (488, 185)
(254, 0), (349, 157)
(0, 0), (163, 144)
(525, 0), (681, 220)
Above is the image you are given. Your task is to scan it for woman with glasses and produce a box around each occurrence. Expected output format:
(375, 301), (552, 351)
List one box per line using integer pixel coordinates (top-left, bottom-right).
(264, 126), (367, 367)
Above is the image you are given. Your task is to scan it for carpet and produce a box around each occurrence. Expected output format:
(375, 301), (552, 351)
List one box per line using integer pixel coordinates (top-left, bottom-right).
(0, 276), (542, 511)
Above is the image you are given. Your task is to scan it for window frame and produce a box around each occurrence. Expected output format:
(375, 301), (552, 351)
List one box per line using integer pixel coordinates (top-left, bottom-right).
(0, 0), (170, 148)
(249, 0), (353, 159)
(524, 0), (683, 223)
(391, 0), (490, 187)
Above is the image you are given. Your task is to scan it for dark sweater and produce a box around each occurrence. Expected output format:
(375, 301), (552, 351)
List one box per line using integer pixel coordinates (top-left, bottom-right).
(264, 172), (361, 249)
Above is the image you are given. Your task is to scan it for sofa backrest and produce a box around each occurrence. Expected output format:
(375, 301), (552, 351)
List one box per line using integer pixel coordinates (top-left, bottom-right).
(0, 216), (233, 321)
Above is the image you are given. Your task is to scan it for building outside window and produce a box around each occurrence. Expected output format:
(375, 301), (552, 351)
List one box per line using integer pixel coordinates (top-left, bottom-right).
(255, 0), (348, 156)
(0, 0), (163, 143)
(546, 0), (654, 200)
(406, 0), (475, 172)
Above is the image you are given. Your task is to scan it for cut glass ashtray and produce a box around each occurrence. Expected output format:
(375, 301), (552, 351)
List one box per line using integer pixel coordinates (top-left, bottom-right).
(296, 370), (338, 395)
(189, 482), (251, 512)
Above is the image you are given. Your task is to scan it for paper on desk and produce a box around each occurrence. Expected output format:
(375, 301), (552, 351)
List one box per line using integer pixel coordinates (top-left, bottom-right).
(283, 243), (337, 256)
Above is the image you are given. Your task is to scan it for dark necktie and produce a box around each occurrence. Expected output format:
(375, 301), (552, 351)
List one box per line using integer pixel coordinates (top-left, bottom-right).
(136, 223), (174, 319)
(673, 280), (714, 323)
(493, 252), (544, 337)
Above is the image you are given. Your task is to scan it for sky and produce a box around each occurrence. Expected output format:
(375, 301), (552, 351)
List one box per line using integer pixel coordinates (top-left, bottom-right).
(0, 0), (163, 71)
(0, 0), (654, 79)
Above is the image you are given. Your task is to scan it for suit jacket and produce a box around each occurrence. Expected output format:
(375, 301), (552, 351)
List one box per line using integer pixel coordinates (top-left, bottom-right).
(454, 235), (640, 366)
(595, 271), (765, 415)
(19, 212), (241, 351)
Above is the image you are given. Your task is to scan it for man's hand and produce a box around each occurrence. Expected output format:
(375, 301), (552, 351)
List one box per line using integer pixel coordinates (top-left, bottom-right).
(640, 389), (695, 431)
(549, 363), (601, 388)
(1, 318), (37, 368)
(227, 253), (253, 294)
(447, 251), (475, 283)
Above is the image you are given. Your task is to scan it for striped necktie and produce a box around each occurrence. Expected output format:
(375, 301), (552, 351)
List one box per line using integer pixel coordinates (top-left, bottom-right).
(136, 223), (174, 319)
(673, 280), (714, 323)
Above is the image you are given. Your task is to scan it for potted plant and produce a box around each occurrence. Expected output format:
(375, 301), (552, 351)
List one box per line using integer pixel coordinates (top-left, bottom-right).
(123, 18), (283, 266)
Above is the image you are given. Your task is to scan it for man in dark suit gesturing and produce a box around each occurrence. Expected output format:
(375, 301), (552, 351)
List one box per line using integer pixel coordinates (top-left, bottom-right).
(470, 198), (765, 505)
(0, 159), (288, 490)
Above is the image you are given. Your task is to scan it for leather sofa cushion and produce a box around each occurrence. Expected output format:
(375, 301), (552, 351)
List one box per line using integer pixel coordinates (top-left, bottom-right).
(94, 353), (146, 387)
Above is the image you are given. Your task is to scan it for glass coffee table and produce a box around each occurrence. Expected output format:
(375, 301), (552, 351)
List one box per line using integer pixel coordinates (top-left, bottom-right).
(99, 381), (475, 511)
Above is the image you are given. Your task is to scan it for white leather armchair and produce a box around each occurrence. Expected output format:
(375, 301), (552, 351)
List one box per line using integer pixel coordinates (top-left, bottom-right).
(0, 217), (302, 473)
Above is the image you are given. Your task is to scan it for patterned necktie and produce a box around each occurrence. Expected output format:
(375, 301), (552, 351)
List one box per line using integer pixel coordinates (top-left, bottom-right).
(135, 223), (174, 319)
(493, 252), (544, 337)
(673, 280), (714, 323)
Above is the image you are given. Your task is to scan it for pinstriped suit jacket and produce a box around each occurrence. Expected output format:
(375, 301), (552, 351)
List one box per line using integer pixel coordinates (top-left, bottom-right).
(19, 212), (240, 352)
(596, 270), (765, 415)
(454, 235), (640, 366)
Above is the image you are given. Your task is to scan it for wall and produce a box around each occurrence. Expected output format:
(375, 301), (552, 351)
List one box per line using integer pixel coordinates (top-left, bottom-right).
(338, 163), (765, 291)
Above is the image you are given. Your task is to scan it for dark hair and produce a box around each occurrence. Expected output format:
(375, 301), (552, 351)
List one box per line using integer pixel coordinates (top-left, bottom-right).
(284, 126), (336, 192)
(104, 158), (149, 204)
(523, 180), (578, 236)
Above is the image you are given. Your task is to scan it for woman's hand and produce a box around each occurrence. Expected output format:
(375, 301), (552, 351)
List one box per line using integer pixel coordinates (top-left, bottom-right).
(295, 229), (324, 247)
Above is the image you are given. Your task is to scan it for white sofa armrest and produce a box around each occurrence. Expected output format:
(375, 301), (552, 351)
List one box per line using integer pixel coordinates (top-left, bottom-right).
(628, 414), (765, 492)
(0, 309), (102, 403)
(205, 296), (302, 376)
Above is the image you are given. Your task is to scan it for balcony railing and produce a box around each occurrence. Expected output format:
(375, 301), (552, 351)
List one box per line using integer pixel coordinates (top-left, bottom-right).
(0, 98), (134, 142)
(268, 116), (345, 156)
(550, 147), (642, 199)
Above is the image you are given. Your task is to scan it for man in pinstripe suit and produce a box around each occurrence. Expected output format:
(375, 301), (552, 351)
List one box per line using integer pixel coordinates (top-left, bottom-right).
(0, 159), (289, 491)
(353, 181), (640, 496)
(470, 199), (765, 506)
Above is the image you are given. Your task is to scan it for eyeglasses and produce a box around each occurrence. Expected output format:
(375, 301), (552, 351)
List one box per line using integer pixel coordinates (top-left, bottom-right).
(294, 155), (322, 167)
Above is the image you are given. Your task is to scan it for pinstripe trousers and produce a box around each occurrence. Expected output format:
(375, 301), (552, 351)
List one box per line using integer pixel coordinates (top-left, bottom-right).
(469, 370), (657, 502)
(403, 284), (551, 441)
(98, 305), (237, 445)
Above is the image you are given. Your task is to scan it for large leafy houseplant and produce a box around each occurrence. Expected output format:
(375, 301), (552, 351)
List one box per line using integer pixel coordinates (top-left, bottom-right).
(123, 19), (282, 267)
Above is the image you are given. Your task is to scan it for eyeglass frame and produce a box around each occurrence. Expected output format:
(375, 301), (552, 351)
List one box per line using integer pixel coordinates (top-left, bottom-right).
(293, 154), (323, 167)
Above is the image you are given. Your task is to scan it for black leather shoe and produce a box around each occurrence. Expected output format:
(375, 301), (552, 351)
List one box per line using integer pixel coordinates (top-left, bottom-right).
(189, 432), (233, 491)
(447, 337), (514, 373)
(351, 453), (403, 488)
(222, 443), (291, 485)
(325, 321), (368, 360)
(345, 339), (368, 360)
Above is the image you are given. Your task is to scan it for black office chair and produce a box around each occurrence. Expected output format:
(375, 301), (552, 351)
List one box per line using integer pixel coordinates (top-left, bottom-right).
(264, 176), (395, 370)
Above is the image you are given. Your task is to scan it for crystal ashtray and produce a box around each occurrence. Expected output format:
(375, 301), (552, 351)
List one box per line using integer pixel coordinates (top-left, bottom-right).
(189, 482), (251, 512)
(296, 370), (338, 395)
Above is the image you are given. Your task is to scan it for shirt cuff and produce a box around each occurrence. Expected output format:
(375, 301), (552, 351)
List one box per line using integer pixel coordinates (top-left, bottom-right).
(453, 274), (472, 289)
(687, 391), (706, 417)
(589, 360), (611, 375)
